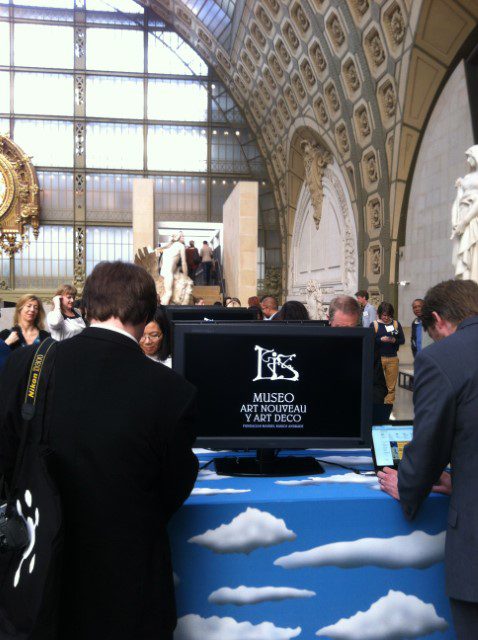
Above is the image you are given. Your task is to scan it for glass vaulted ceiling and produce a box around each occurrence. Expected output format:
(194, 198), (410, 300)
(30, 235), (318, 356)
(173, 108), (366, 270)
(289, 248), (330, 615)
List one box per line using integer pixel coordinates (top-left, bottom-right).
(179, 0), (243, 50)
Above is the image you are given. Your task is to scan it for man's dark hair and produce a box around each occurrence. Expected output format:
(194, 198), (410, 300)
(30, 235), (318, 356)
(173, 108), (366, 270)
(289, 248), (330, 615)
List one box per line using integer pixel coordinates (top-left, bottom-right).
(273, 300), (309, 321)
(422, 279), (478, 330)
(355, 289), (369, 300)
(412, 298), (425, 304)
(84, 261), (157, 325)
(260, 295), (279, 309)
(329, 295), (361, 322)
(377, 301), (395, 318)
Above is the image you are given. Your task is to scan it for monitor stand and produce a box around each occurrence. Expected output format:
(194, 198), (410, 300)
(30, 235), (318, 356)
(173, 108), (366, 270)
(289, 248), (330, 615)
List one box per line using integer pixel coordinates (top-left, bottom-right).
(214, 448), (325, 477)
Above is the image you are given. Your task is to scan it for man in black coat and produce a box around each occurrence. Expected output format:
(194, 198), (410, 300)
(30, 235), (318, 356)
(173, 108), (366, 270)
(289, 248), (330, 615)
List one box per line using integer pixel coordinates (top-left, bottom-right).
(378, 279), (478, 638)
(0, 261), (198, 640)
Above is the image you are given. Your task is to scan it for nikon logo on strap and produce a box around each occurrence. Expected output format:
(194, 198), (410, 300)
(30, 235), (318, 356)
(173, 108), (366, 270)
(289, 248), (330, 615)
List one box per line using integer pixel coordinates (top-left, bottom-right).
(22, 340), (56, 421)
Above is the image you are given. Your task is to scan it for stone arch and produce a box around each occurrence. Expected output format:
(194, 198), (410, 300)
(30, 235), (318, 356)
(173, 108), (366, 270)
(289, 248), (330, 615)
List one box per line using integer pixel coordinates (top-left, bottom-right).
(286, 127), (358, 301)
(389, 0), (478, 285)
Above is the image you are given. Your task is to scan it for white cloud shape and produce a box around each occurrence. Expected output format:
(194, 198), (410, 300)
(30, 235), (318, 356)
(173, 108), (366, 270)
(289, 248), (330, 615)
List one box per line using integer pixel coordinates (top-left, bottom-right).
(319, 456), (373, 466)
(315, 590), (448, 639)
(196, 469), (232, 481)
(208, 585), (316, 606)
(175, 614), (301, 640)
(189, 507), (296, 554)
(276, 473), (378, 487)
(275, 530), (445, 570)
(191, 488), (251, 496)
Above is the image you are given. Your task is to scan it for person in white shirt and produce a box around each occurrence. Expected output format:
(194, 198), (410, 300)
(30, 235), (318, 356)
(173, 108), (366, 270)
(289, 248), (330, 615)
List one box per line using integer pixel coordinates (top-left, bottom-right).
(355, 289), (377, 328)
(139, 306), (172, 368)
(47, 284), (86, 341)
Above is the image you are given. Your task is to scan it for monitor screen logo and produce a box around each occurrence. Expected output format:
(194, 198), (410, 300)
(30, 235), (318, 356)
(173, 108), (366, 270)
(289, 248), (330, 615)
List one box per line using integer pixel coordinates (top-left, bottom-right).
(253, 345), (299, 382)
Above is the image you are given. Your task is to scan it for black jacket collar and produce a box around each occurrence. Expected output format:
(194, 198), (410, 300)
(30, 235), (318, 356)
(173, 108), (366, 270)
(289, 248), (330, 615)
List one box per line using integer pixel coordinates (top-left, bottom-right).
(79, 326), (142, 352)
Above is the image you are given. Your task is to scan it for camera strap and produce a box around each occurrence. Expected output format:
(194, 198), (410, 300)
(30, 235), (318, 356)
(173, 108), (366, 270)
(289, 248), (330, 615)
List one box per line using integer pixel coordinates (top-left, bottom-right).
(6, 338), (57, 503)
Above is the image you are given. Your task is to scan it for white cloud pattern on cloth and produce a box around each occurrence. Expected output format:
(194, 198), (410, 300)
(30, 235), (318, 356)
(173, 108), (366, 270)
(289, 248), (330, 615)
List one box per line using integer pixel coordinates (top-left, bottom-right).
(208, 585), (316, 605)
(276, 473), (379, 487)
(315, 590), (448, 639)
(175, 614), (301, 640)
(189, 507), (296, 554)
(274, 530), (445, 570)
(191, 488), (251, 496)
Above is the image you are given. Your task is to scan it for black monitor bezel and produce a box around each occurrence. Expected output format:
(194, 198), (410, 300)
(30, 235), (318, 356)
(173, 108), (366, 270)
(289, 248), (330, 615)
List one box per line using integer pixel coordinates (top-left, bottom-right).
(165, 305), (257, 324)
(173, 322), (374, 449)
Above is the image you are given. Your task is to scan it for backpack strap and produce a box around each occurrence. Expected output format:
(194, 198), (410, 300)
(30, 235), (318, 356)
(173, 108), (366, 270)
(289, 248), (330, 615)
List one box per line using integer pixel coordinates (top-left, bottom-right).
(7, 338), (57, 501)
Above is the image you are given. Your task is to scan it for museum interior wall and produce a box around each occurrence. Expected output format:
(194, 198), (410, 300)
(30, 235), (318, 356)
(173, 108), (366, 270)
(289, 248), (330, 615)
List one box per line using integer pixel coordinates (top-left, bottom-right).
(398, 61), (474, 326)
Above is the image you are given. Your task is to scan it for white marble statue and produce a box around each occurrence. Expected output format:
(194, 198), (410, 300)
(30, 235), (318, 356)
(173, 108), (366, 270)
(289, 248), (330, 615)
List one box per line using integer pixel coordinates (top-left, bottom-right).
(451, 145), (478, 282)
(304, 279), (327, 320)
(156, 231), (191, 305)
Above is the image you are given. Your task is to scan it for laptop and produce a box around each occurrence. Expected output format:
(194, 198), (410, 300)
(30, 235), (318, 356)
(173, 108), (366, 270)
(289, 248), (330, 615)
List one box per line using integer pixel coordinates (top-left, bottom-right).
(371, 423), (413, 471)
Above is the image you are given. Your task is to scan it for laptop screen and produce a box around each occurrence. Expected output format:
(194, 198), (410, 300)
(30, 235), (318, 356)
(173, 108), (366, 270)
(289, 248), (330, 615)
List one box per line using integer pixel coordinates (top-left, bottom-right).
(372, 424), (413, 468)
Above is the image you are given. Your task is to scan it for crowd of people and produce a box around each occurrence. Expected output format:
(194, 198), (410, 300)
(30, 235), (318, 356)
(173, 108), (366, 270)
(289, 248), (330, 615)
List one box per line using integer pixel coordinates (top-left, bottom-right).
(1, 262), (478, 638)
(0, 282), (425, 420)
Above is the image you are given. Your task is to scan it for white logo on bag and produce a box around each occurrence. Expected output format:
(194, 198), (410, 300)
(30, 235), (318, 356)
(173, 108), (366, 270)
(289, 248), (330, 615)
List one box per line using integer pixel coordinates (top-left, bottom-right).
(14, 489), (39, 588)
(253, 345), (299, 382)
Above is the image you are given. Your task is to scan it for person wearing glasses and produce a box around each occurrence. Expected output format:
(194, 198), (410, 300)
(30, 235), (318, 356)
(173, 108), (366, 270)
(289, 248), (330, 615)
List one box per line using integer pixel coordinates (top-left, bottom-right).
(139, 306), (172, 367)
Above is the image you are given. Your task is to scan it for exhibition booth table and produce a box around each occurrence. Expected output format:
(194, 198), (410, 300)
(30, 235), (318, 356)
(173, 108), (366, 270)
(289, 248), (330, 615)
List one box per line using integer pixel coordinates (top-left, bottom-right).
(170, 449), (452, 640)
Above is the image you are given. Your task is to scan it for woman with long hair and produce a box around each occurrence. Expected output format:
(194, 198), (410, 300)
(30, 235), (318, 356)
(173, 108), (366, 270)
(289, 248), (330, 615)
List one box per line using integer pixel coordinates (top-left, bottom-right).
(0, 294), (50, 352)
(139, 306), (173, 367)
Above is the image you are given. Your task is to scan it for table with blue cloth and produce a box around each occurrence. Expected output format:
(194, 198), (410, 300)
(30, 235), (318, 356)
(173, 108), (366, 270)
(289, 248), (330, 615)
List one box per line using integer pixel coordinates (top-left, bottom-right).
(170, 449), (452, 640)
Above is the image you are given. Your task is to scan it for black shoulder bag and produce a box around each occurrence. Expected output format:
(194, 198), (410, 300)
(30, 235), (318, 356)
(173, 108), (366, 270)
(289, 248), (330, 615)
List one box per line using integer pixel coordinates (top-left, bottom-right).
(0, 338), (63, 640)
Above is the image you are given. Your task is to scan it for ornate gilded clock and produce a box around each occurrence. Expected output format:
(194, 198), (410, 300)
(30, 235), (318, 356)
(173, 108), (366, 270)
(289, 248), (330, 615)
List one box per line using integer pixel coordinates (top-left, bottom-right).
(0, 134), (40, 256)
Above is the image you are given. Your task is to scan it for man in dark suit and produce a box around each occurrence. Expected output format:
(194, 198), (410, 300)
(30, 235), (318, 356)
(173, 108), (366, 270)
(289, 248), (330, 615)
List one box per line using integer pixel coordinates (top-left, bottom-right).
(0, 261), (198, 640)
(378, 279), (478, 638)
(328, 295), (389, 424)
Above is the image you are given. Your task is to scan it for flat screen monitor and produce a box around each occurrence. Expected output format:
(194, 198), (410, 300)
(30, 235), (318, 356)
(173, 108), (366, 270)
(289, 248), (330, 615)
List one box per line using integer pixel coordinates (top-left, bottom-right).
(165, 306), (257, 324)
(173, 322), (374, 453)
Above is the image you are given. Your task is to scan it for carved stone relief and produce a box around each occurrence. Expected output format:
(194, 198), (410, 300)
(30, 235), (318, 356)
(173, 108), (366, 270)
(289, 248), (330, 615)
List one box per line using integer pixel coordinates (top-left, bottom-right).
(368, 243), (382, 278)
(246, 37), (261, 61)
(325, 82), (340, 114)
(264, 0), (280, 17)
(326, 13), (346, 49)
(235, 75), (248, 96)
(369, 288), (382, 307)
(310, 41), (327, 75)
(264, 67), (277, 91)
(216, 49), (232, 71)
(365, 28), (386, 69)
(272, 108), (285, 133)
(276, 39), (292, 66)
(278, 98), (291, 122)
(335, 123), (350, 155)
(241, 51), (255, 74)
(292, 2), (311, 34)
(198, 29), (213, 49)
(300, 139), (333, 229)
(383, 1), (406, 49)
(366, 195), (383, 237)
(300, 59), (316, 89)
(314, 98), (329, 126)
(251, 22), (267, 49)
(283, 22), (300, 51)
(350, 0), (370, 19)
(343, 58), (360, 93)
(176, 7), (192, 27)
(259, 79), (271, 103)
(363, 150), (379, 185)
(285, 86), (299, 112)
(292, 74), (307, 101)
(355, 104), (371, 140)
(238, 63), (252, 85)
(269, 53), (284, 80)
(253, 89), (266, 111)
(255, 5), (273, 33)
(378, 78), (397, 121)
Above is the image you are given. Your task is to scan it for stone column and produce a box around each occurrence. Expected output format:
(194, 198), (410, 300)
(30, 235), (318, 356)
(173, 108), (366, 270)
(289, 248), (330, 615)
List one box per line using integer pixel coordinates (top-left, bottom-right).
(132, 178), (154, 256)
(223, 181), (258, 304)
